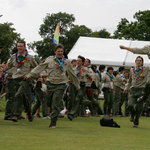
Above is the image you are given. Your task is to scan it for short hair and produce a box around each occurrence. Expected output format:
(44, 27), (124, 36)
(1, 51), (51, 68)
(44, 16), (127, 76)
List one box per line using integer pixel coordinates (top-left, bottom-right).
(124, 70), (129, 74)
(54, 43), (64, 51)
(71, 59), (76, 64)
(18, 41), (26, 47)
(99, 65), (105, 71)
(135, 56), (144, 65)
(78, 55), (85, 63)
(119, 66), (125, 72)
(113, 71), (118, 77)
(86, 58), (91, 64)
(0, 45), (2, 49)
(107, 66), (113, 72)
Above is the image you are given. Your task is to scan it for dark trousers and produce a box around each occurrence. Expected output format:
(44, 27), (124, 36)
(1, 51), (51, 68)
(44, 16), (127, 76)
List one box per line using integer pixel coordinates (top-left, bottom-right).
(47, 82), (66, 127)
(13, 79), (31, 116)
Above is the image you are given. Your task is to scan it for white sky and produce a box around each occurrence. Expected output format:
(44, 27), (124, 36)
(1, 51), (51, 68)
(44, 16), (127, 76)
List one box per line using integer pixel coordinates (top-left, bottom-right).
(0, 0), (150, 55)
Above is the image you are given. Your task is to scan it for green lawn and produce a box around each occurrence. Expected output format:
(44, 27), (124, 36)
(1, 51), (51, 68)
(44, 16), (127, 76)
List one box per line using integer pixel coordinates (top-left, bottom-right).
(0, 98), (150, 150)
(0, 111), (150, 150)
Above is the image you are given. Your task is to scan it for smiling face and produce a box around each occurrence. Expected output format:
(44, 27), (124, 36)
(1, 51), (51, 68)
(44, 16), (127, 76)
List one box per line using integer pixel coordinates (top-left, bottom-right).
(108, 69), (113, 75)
(54, 48), (64, 59)
(77, 58), (83, 67)
(17, 43), (26, 54)
(84, 59), (90, 67)
(135, 57), (143, 68)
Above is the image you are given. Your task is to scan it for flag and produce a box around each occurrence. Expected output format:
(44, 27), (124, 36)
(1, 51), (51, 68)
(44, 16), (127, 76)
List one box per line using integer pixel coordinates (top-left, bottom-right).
(53, 22), (60, 45)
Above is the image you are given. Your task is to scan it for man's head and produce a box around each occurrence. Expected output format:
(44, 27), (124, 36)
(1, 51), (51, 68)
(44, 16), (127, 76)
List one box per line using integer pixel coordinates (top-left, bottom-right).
(107, 66), (113, 74)
(71, 59), (77, 67)
(119, 66), (125, 74)
(77, 55), (85, 67)
(135, 56), (143, 67)
(38, 77), (43, 83)
(17, 41), (26, 54)
(84, 58), (91, 67)
(54, 44), (64, 59)
(124, 70), (129, 78)
(0, 45), (2, 54)
(99, 65), (105, 73)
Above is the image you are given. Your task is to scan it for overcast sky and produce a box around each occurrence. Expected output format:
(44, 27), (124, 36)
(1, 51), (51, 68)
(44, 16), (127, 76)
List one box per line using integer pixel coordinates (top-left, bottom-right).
(0, 0), (150, 55)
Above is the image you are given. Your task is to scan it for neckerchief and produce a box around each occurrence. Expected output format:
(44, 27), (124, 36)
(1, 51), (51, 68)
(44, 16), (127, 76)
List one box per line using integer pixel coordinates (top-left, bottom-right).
(123, 76), (128, 80)
(106, 72), (113, 81)
(53, 55), (66, 76)
(87, 65), (91, 68)
(16, 51), (28, 68)
(97, 70), (102, 82)
(76, 66), (83, 77)
(132, 67), (143, 80)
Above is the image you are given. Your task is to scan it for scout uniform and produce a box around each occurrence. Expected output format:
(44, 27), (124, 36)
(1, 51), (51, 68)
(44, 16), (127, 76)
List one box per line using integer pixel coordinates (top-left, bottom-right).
(68, 66), (92, 118)
(142, 95), (150, 117)
(120, 76), (129, 116)
(4, 67), (15, 120)
(102, 72), (114, 115)
(67, 67), (77, 115)
(125, 66), (150, 126)
(32, 83), (48, 118)
(91, 71), (102, 115)
(113, 73), (125, 115)
(26, 56), (80, 127)
(6, 51), (37, 119)
(133, 46), (150, 99)
(85, 66), (101, 115)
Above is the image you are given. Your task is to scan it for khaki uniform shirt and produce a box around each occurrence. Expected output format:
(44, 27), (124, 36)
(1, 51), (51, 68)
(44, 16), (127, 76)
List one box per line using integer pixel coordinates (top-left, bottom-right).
(125, 66), (150, 90)
(133, 46), (150, 59)
(6, 68), (13, 79)
(94, 72), (101, 95)
(74, 66), (91, 83)
(85, 67), (94, 87)
(6, 53), (37, 79)
(113, 73), (124, 88)
(68, 66), (76, 83)
(27, 56), (80, 90)
(102, 73), (114, 90)
(120, 77), (128, 90)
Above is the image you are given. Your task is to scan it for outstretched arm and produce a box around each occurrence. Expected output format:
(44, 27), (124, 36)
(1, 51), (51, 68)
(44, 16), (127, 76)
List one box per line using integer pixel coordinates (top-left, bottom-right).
(120, 45), (133, 52)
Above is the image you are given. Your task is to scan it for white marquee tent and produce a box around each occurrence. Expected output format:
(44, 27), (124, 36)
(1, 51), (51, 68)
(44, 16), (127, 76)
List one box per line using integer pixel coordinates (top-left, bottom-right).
(68, 36), (150, 68)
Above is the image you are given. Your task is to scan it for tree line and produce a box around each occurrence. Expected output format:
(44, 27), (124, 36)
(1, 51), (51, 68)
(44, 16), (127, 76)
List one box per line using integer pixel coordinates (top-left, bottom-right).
(0, 10), (150, 62)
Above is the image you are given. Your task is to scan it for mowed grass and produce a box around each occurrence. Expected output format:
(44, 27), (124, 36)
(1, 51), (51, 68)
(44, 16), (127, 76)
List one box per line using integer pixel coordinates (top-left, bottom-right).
(0, 113), (150, 150)
(0, 99), (150, 150)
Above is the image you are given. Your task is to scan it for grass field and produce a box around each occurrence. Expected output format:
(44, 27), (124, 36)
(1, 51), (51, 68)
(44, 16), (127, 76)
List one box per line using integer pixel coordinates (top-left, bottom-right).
(0, 99), (150, 150)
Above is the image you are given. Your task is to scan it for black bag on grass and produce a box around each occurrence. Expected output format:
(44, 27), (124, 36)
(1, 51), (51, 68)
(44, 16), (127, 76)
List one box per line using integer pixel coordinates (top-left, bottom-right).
(100, 117), (120, 128)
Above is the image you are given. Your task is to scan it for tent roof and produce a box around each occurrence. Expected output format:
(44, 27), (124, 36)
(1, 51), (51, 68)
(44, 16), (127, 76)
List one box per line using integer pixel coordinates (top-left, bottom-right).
(67, 36), (150, 67)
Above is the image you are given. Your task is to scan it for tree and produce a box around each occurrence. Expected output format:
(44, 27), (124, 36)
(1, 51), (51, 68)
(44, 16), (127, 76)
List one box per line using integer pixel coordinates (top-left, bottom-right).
(113, 10), (150, 41)
(90, 29), (111, 38)
(0, 22), (22, 62)
(64, 25), (92, 53)
(28, 12), (75, 59)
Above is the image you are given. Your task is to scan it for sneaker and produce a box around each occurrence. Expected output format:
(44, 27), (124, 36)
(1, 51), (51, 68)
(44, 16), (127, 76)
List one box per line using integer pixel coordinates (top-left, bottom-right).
(42, 116), (51, 119)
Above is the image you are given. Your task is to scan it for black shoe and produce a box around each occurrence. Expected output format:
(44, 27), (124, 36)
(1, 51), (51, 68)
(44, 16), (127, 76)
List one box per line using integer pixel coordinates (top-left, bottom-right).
(137, 96), (145, 103)
(18, 116), (25, 120)
(4, 117), (12, 121)
(67, 115), (73, 121)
